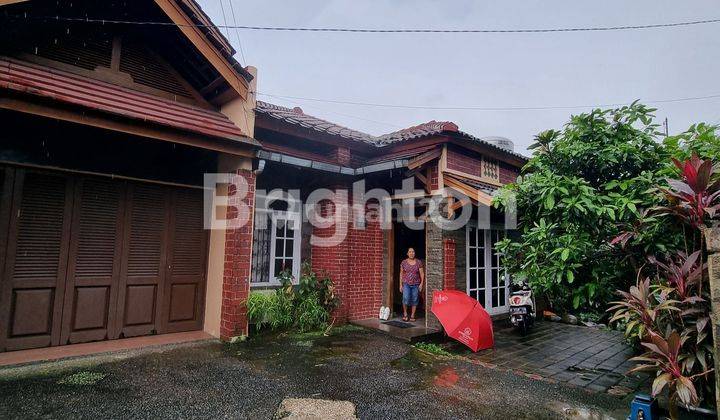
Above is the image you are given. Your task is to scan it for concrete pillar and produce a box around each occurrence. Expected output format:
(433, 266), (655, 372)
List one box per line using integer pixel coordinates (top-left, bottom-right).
(220, 66), (257, 139)
(705, 223), (720, 410)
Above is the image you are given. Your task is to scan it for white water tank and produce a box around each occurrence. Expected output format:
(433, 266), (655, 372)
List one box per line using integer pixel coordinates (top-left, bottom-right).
(481, 136), (514, 152)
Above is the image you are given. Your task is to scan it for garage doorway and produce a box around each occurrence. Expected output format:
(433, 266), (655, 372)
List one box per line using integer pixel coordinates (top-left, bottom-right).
(0, 166), (208, 352)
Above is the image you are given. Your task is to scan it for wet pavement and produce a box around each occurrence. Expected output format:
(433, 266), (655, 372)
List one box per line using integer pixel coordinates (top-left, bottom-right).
(0, 325), (634, 419)
(462, 321), (649, 396)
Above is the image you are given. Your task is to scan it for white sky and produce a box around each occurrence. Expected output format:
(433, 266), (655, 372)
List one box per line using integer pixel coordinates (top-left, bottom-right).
(199, 0), (720, 155)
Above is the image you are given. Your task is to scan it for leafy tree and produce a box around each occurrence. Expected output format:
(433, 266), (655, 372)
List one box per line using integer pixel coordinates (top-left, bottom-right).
(494, 103), (677, 312)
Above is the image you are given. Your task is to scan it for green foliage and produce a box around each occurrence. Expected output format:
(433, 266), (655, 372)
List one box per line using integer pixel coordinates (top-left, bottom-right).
(662, 123), (720, 166)
(413, 342), (451, 356)
(246, 262), (339, 333)
(495, 102), (673, 312)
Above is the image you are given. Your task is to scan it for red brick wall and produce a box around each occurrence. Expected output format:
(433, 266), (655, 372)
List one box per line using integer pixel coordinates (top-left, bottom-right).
(499, 164), (519, 185)
(428, 165), (440, 191)
(310, 197), (384, 322)
(311, 195), (351, 322)
(221, 169), (256, 340)
(346, 202), (384, 320)
(443, 239), (456, 290)
(447, 148), (482, 178)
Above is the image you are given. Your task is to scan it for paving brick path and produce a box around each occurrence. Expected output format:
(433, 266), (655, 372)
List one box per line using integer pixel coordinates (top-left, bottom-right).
(467, 321), (650, 395)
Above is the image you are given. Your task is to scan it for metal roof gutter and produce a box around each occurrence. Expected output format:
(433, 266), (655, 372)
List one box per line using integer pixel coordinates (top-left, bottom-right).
(256, 150), (408, 176)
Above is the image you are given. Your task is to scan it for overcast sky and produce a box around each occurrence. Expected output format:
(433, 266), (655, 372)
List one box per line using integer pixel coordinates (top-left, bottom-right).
(199, 0), (719, 155)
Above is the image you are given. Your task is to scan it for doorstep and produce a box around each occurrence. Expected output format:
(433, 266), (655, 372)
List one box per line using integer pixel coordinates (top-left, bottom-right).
(351, 318), (441, 343)
(0, 331), (214, 367)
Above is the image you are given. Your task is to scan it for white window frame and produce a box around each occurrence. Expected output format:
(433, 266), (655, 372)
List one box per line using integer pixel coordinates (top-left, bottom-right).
(466, 224), (510, 315)
(255, 210), (301, 286)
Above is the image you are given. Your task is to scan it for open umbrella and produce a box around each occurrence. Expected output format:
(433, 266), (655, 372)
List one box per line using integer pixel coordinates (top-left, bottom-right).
(431, 290), (494, 352)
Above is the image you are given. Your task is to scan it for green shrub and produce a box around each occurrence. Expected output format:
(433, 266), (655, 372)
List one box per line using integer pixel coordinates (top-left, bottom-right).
(246, 262), (339, 333)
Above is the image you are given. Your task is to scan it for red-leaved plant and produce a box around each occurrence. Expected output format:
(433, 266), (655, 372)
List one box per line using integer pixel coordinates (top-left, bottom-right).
(610, 155), (718, 417)
(659, 154), (720, 229)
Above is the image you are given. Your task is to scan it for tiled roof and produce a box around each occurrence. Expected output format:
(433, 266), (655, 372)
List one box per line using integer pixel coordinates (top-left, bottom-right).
(0, 58), (258, 146)
(255, 100), (376, 145)
(255, 101), (526, 160)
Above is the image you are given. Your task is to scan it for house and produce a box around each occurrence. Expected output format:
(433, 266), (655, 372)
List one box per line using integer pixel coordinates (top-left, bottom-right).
(0, 0), (525, 354)
(250, 102), (526, 332)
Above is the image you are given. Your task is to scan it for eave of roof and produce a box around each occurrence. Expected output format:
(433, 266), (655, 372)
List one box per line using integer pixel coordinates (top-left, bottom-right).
(0, 57), (259, 147)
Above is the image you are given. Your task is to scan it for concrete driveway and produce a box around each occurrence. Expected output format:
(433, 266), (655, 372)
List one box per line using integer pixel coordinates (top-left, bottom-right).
(0, 326), (632, 419)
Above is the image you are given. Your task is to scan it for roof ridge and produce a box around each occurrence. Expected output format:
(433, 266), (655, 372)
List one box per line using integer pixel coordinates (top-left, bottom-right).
(254, 100), (526, 160)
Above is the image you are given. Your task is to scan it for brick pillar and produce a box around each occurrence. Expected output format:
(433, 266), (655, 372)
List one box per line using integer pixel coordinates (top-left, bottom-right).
(311, 192), (350, 323)
(335, 146), (351, 166)
(443, 238), (456, 290)
(220, 169), (255, 340)
(706, 223), (720, 410)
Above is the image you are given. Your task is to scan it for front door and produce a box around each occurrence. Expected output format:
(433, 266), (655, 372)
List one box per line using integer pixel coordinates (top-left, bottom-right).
(466, 226), (509, 315)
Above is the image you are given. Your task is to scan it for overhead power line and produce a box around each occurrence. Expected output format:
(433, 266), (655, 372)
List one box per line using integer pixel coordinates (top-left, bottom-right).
(257, 92), (720, 112)
(6, 14), (720, 34)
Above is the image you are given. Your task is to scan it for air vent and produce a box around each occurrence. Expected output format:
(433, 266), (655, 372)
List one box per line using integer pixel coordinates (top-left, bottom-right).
(120, 42), (193, 98)
(32, 38), (112, 71)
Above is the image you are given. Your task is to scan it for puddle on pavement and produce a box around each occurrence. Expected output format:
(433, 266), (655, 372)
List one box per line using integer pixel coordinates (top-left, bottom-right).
(228, 328), (368, 374)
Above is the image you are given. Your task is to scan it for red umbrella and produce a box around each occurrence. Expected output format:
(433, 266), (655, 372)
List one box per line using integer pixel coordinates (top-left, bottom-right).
(431, 290), (494, 352)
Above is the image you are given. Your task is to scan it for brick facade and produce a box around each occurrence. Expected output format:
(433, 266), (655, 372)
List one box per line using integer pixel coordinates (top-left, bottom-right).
(311, 194), (351, 322)
(311, 197), (384, 322)
(443, 239), (456, 290)
(447, 147), (482, 179)
(220, 169), (256, 340)
(346, 201), (384, 320)
(499, 163), (519, 184)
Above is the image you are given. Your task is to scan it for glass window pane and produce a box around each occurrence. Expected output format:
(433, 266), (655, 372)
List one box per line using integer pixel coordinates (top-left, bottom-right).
(275, 238), (284, 258)
(469, 290), (477, 301)
(478, 291), (485, 307)
(275, 219), (285, 237)
(469, 248), (477, 268)
(469, 269), (477, 290)
(274, 259), (285, 277)
(491, 270), (498, 287)
(285, 239), (293, 258)
(499, 288), (506, 306)
(468, 228), (476, 246)
(492, 291), (498, 308)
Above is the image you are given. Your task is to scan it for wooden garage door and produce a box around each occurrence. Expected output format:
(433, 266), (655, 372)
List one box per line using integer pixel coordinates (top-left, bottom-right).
(0, 168), (208, 352)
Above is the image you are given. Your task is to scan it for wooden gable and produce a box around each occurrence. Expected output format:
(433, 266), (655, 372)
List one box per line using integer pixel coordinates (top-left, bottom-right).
(0, 0), (250, 106)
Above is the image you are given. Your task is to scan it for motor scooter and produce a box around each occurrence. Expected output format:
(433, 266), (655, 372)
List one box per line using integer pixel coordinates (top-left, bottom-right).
(509, 281), (536, 335)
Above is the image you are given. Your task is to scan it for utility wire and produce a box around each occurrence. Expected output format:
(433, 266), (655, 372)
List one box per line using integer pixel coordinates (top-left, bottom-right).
(227, 0), (247, 65)
(256, 92), (720, 112)
(6, 14), (720, 34)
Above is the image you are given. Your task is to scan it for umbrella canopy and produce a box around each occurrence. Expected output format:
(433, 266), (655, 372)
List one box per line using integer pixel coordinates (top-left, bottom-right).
(431, 290), (494, 352)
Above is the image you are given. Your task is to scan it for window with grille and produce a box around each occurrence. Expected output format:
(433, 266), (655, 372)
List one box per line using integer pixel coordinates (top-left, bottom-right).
(251, 210), (301, 285)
